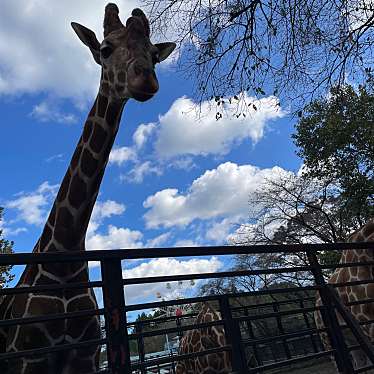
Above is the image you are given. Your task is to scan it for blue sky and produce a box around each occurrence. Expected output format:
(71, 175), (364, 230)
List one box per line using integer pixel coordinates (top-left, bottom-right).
(0, 1), (302, 311)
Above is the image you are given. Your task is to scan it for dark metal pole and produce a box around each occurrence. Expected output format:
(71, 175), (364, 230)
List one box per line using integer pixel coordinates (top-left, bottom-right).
(219, 295), (247, 374)
(307, 250), (354, 374)
(136, 322), (146, 374)
(272, 302), (291, 360)
(101, 258), (131, 374)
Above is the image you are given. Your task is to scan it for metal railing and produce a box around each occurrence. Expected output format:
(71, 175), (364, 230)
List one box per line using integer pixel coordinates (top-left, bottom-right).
(0, 242), (373, 373)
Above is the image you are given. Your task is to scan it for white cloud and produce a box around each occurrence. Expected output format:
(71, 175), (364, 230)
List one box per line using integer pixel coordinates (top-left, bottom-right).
(0, 0), (140, 101)
(109, 147), (137, 166)
(122, 161), (163, 184)
(154, 93), (285, 159)
(30, 100), (77, 124)
(6, 182), (58, 226)
(205, 218), (238, 244)
(123, 257), (222, 303)
(133, 123), (156, 149)
(143, 162), (291, 228)
(86, 224), (143, 251)
(146, 232), (172, 248)
(88, 199), (126, 234)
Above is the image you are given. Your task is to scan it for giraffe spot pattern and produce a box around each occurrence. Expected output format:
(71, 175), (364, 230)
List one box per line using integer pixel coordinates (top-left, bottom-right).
(108, 70), (114, 82)
(97, 94), (109, 118)
(118, 71), (126, 82)
(39, 225), (52, 249)
(90, 123), (107, 153)
(69, 175), (87, 209)
(82, 121), (93, 142)
(57, 171), (71, 202)
(105, 100), (122, 126)
(81, 149), (98, 177)
(48, 203), (57, 226)
(71, 144), (83, 170)
(115, 84), (125, 92)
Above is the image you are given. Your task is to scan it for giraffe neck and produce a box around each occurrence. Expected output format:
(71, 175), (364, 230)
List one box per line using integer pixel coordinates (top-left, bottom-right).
(340, 219), (374, 263)
(35, 93), (127, 253)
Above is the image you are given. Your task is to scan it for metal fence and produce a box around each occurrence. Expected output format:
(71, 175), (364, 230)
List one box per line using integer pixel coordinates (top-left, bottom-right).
(0, 242), (374, 374)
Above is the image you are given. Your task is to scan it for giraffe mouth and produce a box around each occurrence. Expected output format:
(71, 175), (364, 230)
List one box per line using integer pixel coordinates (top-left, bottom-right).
(129, 89), (155, 102)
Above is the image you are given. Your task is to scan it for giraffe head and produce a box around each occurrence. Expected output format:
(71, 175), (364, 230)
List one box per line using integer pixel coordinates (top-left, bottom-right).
(71, 3), (175, 101)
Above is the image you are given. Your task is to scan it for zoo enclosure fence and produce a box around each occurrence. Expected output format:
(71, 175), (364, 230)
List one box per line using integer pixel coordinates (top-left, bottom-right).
(0, 242), (373, 373)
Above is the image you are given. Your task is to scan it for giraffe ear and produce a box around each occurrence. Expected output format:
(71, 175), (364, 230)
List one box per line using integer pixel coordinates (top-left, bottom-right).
(154, 42), (176, 62)
(71, 22), (101, 65)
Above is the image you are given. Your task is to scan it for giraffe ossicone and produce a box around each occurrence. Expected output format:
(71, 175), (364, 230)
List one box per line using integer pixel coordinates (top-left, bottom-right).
(0, 3), (175, 374)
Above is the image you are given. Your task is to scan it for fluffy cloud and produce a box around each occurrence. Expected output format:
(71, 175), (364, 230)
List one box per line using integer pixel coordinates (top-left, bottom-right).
(30, 100), (77, 124)
(143, 162), (291, 228)
(109, 147), (137, 166)
(0, 0), (140, 101)
(154, 94), (285, 159)
(121, 161), (163, 184)
(123, 257), (222, 303)
(133, 123), (156, 149)
(88, 200), (126, 234)
(86, 224), (143, 250)
(6, 181), (58, 226)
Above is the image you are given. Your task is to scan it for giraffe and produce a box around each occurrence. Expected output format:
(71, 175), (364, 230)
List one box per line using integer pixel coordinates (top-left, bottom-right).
(175, 302), (232, 373)
(0, 4), (175, 374)
(314, 219), (374, 371)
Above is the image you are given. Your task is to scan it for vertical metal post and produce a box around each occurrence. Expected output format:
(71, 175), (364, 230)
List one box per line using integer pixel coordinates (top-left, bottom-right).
(101, 258), (131, 374)
(136, 322), (146, 374)
(307, 250), (354, 374)
(272, 302), (291, 360)
(300, 299), (319, 353)
(219, 295), (247, 374)
(244, 308), (261, 365)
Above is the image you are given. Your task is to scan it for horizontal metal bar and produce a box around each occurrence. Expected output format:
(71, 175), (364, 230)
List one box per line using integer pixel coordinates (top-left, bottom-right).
(332, 279), (374, 288)
(247, 350), (334, 373)
(125, 285), (319, 312)
(123, 266), (312, 286)
(0, 280), (103, 296)
(236, 305), (324, 322)
(0, 338), (106, 360)
(131, 345), (231, 370)
(0, 308), (104, 328)
(321, 260), (374, 269)
(129, 319), (225, 340)
(0, 242), (372, 265)
(355, 364), (374, 373)
(243, 327), (327, 346)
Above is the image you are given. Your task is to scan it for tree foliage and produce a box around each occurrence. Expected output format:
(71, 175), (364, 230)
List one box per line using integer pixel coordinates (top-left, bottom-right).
(0, 208), (14, 288)
(293, 85), (374, 223)
(145, 0), (374, 107)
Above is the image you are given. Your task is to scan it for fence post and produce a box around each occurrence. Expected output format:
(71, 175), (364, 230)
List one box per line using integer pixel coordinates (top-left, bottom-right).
(244, 308), (262, 365)
(101, 258), (131, 374)
(272, 302), (291, 360)
(219, 295), (247, 374)
(307, 250), (354, 374)
(299, 299), (319, 353)
(135, 322), (146, 374)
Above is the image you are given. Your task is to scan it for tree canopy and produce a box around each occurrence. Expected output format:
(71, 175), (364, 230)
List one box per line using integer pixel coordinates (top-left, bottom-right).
(145, 0), (374, 107)
(293, 85), (374, 224)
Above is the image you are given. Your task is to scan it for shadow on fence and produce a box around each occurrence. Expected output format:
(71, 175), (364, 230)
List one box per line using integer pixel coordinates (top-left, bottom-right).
(0, 242), (373, 373)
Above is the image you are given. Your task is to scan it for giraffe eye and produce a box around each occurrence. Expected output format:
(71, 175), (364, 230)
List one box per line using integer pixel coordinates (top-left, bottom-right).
(100, 45), (113, 59)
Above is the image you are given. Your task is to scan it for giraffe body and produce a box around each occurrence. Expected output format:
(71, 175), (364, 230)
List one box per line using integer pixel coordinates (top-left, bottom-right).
(315, 219), (374, 370)
(176, 302), (232, 374)
(0, 4), (175, 373)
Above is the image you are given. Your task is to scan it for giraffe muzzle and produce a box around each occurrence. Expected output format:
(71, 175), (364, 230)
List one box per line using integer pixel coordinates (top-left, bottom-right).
(128, 62), (159, 101)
